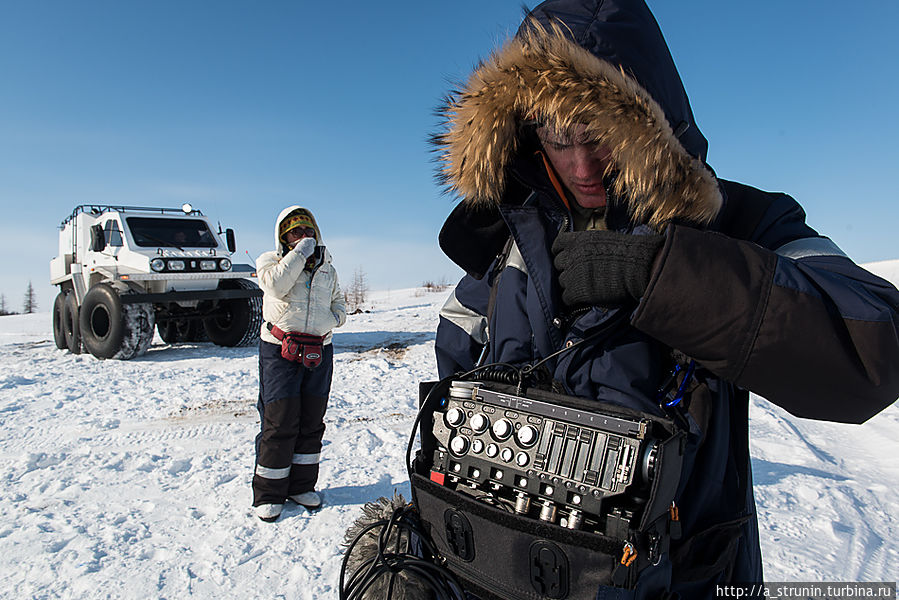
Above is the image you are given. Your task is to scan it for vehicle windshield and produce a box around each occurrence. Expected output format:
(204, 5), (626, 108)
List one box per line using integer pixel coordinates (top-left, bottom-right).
(125, 217), (218, 248)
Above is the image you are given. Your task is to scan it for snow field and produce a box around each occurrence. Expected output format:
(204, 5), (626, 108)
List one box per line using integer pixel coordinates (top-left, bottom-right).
(0, 289), (444, 599)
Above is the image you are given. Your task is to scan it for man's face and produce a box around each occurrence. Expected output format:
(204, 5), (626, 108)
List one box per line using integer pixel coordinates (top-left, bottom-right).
(537, 123), (612, 209)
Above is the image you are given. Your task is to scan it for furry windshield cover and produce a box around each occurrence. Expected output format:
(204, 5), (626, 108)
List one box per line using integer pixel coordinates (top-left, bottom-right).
(433, 19), (723, 231)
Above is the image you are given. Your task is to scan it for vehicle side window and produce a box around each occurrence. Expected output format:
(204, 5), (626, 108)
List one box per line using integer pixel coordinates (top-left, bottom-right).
(104, 221), (123, 247)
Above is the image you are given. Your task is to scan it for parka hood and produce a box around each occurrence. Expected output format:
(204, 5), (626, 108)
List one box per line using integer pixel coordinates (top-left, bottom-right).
(434, 0), (722, 230)
(273, 206), (323, 256)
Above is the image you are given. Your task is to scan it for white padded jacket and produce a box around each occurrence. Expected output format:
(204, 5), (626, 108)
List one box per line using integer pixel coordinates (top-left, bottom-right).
(256, 206), (346, 346)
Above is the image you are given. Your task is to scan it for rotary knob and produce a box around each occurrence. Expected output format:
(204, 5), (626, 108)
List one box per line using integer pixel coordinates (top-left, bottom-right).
(444, 407), (465, 428)
(516, 452), (530, 467)
(500, 447), (514, 463)
(486, 443), (499, 458)
(449, 435), (470, 456)
(470, 413), (489, 433)
(492, 418), (513, 440)
(471, 439), (485, 454)
(516, 425), (539, 447)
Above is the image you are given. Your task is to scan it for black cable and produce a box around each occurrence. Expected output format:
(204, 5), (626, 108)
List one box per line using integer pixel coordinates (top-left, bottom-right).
(338, 504), (465, 600)
(520, 310), (629, 388)
(404, 374), (457, 482)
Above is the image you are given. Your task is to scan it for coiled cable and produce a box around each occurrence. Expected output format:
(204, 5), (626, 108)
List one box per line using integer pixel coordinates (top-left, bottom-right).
(338, 502), (464, 600)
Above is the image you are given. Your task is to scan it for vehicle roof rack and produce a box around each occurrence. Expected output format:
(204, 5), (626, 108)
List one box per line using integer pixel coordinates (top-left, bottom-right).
(61, 205), (205, 227)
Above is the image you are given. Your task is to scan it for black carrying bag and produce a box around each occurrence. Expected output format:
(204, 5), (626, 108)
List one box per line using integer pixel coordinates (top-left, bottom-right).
(410, 380), (686, 600)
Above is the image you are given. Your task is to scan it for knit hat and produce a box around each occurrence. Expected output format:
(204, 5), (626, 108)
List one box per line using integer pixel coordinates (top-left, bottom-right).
(279, 212), (316, 241)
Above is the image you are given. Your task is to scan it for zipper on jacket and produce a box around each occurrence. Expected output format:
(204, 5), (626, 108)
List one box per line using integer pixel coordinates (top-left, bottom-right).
(302, 264), (321, 333)
(552, 306), (593, 332)
(549, 213), (573, 333)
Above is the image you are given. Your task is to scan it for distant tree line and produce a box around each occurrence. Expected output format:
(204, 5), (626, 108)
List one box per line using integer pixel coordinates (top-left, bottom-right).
(0, 281), (39, 316)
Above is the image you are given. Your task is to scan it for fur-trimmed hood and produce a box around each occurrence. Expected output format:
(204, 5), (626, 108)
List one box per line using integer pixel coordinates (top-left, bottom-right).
(434, 0), (722, 230)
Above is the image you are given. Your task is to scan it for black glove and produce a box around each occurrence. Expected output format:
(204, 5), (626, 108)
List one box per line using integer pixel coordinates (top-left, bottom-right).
(552, 229), (664, 307)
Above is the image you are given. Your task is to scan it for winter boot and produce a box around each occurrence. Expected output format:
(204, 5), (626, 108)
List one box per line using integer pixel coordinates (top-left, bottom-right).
(288, 491), (322, 511)
(255, 503), (283, 522)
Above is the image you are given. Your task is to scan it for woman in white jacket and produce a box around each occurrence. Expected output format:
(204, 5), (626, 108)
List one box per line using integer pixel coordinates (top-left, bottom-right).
(252, 206), (346, 522)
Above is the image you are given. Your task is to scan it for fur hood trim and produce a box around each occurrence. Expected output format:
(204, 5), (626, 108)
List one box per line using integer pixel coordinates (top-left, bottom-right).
(434, 22), (722, 229)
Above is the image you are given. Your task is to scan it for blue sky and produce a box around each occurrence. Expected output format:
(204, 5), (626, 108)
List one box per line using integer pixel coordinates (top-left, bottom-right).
(1, 1), (897, 312)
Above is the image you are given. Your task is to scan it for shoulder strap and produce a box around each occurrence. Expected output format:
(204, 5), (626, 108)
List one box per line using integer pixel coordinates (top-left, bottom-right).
(265, 322), (285, 340)
(485, 236), (514, 328)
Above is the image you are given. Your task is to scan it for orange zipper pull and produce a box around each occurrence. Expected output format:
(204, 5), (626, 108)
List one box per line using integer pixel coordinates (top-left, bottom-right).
(612, 540), (637, 586)
(669, 501), (682, 539)
(620, 541), (637, 567)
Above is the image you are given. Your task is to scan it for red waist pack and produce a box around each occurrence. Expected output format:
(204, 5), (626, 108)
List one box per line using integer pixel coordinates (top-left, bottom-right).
(268, 324), (325, 369)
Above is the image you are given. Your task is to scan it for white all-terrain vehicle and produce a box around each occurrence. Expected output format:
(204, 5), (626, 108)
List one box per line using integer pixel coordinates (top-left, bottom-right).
(50, 204), (263, 360)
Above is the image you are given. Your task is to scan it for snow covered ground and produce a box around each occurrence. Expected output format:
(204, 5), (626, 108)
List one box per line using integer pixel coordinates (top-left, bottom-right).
(1, 266), (897, 598)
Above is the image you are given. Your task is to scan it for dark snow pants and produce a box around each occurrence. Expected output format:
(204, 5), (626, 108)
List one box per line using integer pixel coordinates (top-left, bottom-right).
(253, 339), (333, 506)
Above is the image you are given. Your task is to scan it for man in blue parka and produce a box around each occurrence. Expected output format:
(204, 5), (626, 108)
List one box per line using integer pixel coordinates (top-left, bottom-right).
(430, 0), (899, 597)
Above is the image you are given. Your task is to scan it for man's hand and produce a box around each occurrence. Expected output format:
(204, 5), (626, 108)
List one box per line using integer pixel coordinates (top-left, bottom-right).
(551, 229), (664, 307)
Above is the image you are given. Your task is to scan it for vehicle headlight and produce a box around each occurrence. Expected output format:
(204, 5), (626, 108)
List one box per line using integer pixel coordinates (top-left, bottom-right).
(168, 260), (186, 271)
(219, 258), (232, 271)
(200, 260), (217, 271)
(150, 258), (166, 272)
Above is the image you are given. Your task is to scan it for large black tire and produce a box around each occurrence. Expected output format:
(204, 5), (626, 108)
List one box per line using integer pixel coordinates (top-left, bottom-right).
(203, 279), (262, 347)
(79, 284), (156, 360)
(52, 292), (68, 350)
(63, 292), (82, 354)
